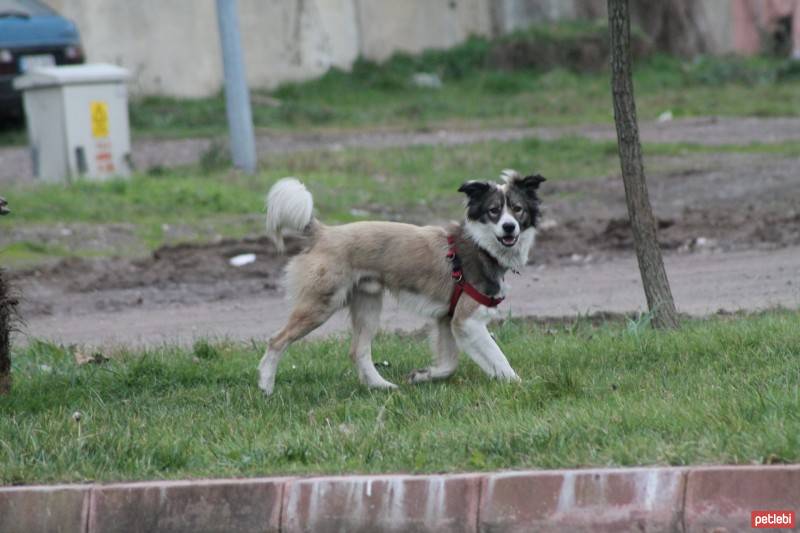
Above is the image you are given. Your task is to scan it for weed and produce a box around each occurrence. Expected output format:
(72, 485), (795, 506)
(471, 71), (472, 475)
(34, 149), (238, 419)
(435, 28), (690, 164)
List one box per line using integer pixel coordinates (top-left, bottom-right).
(193, 339), (220, 361)
(199, 139), (231, 173)
(625, 311), (654, 338)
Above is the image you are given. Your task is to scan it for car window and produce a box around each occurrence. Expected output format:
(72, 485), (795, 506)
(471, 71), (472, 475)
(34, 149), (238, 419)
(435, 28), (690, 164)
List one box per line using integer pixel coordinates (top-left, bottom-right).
(0, 0), (57, 16)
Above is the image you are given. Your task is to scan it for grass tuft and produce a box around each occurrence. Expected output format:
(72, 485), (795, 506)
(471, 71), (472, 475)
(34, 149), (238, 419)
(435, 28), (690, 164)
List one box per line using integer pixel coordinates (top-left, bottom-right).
(193, 339), (220, 361)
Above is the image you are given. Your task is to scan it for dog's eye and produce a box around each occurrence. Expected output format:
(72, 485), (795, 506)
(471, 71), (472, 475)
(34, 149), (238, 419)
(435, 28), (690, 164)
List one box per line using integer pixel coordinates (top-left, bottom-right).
(489, 207), (501, 216)
(512, 205), (523, 214)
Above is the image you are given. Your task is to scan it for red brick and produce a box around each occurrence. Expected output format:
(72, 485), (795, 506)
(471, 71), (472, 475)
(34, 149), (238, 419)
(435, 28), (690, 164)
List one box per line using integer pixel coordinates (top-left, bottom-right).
(282, 474), (481, 533)
(479, 468), (686, 532)
(87, 477), (287, 533)
(684, 465), (800, 533)
(0, 484), (90, 533)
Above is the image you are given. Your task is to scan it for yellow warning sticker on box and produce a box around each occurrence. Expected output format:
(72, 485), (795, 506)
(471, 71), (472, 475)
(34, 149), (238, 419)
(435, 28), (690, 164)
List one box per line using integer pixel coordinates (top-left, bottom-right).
(90, 101), (109, 138)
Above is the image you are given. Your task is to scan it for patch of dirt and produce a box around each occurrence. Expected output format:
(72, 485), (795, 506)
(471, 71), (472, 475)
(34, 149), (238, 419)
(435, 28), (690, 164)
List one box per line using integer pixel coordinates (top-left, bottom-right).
(534, 152), (800, 263)
(54, 237), (289, 293)
(537, 208), (800, 263)
(9, 236), (308, 318)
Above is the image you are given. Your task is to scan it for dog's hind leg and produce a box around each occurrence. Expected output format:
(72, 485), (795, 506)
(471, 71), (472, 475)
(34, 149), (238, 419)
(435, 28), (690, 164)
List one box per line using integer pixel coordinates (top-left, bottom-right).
(407, 316), (459, 384)
(349, 289), (397, 390)
(258, 302), (337, 396)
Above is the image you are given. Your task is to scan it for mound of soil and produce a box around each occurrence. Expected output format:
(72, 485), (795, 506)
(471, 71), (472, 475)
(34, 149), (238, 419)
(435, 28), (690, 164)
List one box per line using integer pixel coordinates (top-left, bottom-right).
(535, 208), (800, 264)
(589, 217), (678, 251)
(13, 236), (310, 294)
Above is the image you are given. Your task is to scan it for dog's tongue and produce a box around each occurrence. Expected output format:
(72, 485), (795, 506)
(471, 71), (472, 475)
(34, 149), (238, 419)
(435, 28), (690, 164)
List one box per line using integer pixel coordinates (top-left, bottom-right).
(502, 236), (516, 245)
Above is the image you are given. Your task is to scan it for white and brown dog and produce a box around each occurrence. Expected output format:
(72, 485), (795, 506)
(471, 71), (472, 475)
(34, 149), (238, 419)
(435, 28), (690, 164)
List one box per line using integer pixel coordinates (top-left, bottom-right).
(258, 169), (545, 395)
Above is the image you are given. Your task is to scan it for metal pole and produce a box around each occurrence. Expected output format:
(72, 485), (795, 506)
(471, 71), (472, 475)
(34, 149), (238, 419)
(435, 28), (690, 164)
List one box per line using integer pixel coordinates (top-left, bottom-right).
(216, 0), (257, 174)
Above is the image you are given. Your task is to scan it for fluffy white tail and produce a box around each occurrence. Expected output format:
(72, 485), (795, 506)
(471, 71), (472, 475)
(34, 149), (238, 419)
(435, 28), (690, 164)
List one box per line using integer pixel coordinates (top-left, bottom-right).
(265, 177), (314, 253)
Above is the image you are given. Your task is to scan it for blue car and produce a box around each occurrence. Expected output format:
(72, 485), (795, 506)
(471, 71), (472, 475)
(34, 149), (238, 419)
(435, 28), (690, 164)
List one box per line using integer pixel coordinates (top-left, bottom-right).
(0, 0), (84, 116)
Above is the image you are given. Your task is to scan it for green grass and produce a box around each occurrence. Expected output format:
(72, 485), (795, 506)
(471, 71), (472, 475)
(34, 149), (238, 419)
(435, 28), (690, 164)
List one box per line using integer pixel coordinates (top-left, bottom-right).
(126, 55), (800, 139)
(6, 137), (800, 230)
(2, 135), (799, 264)
(2, 310), (799, 484)
(0, 136), (622, 254)
(3, 23), (799, 144)
(0, 241), (89, 265)
(128, 22), (800, 138)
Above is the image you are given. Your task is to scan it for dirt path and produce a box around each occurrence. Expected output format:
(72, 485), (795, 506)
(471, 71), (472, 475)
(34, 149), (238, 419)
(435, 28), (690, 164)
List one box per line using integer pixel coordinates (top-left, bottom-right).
(15, 245), (800, 348)
(2, 116), (800, 184)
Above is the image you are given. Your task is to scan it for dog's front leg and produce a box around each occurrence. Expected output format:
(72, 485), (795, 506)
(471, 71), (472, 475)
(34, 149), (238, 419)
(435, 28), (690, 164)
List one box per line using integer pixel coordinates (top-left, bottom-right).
(452, 316), (520, 381)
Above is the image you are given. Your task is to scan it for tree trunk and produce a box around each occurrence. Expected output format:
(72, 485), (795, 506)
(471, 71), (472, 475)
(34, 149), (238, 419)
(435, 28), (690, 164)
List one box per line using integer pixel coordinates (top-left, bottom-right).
(0, 197), (11, 394)
(0, 270), (11, 395)
(607, 0), (679, 329)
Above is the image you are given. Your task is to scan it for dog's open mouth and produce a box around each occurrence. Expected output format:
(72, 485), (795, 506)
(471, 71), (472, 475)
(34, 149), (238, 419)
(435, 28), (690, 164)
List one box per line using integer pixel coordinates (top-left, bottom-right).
(497, 235), (518, 247)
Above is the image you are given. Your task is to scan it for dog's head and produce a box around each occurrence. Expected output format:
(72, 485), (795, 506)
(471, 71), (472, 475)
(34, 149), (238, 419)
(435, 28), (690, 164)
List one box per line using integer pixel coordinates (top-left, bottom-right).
(459, 169), (545, 247)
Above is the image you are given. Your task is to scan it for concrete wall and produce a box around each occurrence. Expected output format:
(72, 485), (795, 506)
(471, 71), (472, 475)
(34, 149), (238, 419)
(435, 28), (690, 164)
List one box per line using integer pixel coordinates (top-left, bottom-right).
(490, 0), (578, 34)
(43, 0), (494, 97)
(358, 0), (491, 62)
(44, 0), (739, 98)
(45, 0), (362, 97)
(696, 0), (736, 55)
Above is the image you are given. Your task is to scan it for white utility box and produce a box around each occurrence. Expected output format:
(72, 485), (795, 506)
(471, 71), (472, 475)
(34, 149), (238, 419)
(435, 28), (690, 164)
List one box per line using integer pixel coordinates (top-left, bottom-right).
(13, 64), (132, 182)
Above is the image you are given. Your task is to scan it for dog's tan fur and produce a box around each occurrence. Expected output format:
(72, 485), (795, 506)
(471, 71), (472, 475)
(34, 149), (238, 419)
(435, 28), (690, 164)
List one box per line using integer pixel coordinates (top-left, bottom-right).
(287, 221), (453, 306)
(259, 177), (526, 395)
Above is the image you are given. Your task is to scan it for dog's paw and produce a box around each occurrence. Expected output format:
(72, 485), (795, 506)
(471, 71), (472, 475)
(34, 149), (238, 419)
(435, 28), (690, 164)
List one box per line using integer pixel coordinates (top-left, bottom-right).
(406, 368), (431, 384)
(368, 380), (399, 391)
(258, 379), (274, 396)
(495, 370), (521, 383)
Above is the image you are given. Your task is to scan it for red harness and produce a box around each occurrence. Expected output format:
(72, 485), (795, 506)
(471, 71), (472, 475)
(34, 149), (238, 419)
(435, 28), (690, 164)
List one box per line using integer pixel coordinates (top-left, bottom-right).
(446, 235), (504, 316)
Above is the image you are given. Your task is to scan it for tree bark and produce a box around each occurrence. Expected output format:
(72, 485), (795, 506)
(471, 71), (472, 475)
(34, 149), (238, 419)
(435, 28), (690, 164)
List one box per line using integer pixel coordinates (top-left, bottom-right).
(0, 271), (11, 395)
(607, 0), (679, 329)
(0, 196), (11, 394)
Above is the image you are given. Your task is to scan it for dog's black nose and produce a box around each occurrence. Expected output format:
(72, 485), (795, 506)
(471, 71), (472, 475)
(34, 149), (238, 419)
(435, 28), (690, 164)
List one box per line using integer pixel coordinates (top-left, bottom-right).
(502, 222), (516, 234)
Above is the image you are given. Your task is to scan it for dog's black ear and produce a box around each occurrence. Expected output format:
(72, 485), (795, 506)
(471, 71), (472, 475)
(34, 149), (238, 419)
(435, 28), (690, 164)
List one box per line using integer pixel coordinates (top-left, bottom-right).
(458, 181), (492, 200)
(520, 174), (546, 191)
(508, 173), (546, 199)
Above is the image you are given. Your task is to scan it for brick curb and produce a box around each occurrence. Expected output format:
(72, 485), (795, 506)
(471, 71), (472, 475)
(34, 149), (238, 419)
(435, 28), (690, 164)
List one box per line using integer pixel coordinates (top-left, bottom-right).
(1, 465), (798, 532)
